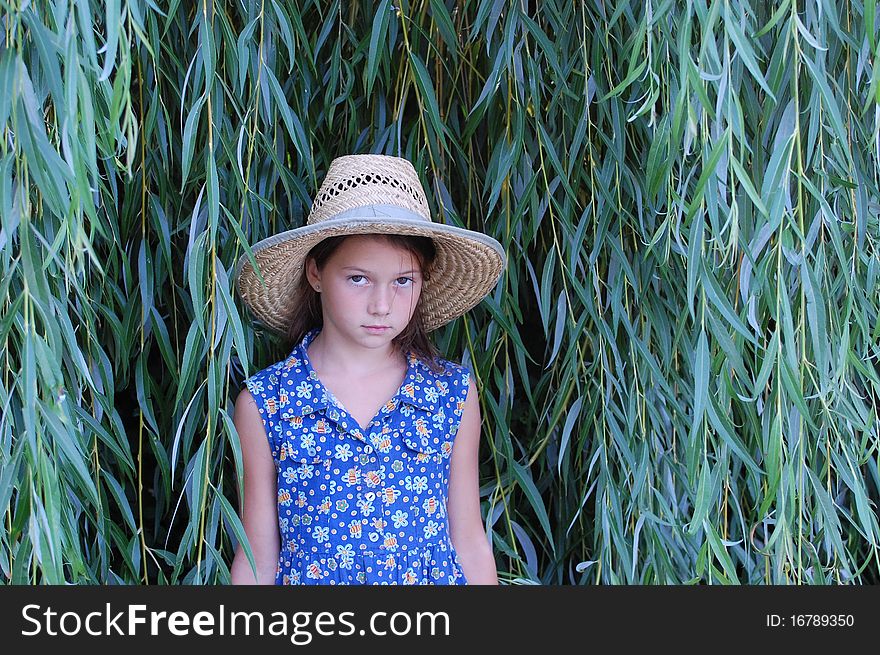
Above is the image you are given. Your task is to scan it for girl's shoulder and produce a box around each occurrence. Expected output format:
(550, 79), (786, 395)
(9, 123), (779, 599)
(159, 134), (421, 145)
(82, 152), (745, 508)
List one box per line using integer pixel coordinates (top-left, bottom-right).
(408, 355), (473, 423)
(243, 350), (307, 397)
(410, 353), (472, 388)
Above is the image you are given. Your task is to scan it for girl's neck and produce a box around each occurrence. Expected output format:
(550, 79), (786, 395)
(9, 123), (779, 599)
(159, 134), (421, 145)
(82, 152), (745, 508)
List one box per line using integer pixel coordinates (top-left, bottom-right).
(307, 328), (405, 377)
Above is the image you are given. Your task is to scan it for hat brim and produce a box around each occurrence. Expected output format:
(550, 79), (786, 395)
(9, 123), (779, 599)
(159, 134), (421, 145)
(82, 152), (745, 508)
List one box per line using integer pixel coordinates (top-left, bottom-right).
(234, 215), (506, 333)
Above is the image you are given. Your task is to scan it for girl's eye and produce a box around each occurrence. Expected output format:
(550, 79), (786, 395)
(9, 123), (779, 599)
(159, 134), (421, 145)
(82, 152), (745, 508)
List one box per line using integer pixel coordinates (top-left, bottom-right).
(395, 277), (413, 287)
(349, 275), (367, 286)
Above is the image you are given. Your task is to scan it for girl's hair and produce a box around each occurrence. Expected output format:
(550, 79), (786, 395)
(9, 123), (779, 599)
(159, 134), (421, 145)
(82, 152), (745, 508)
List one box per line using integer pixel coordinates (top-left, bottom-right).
(284, 234), (445, 371)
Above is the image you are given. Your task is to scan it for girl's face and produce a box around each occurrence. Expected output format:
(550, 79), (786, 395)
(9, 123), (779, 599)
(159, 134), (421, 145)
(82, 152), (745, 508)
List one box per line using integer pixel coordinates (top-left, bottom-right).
(305, 235), (423, 351)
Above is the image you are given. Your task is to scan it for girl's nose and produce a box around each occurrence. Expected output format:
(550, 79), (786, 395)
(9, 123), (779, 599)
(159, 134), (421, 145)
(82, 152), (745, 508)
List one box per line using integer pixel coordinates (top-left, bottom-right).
(368, 285), (393, 315)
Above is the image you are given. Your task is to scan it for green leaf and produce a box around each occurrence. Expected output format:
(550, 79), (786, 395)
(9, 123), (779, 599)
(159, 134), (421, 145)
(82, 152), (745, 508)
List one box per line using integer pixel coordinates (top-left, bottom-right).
(511, 460), (555, 558)
(729, 154), (768, 216)
(693, 327), (710, 428)
(557, 396), (582, 476)
(180, 94), (206, 189)
(802, 55), (850, 159)
(366, 0), (392, 96)
(724, 9), (777, 101)
(706, 394), (763, 477)
(805, 468), (848, 561)
(263, 64), (309, 159)
(686, 129), (730, 219)
(704, 520), (740, 584)
(701, 266), (759, 347)
(408, 53), (447, 153)
(216, 489), (257, 581)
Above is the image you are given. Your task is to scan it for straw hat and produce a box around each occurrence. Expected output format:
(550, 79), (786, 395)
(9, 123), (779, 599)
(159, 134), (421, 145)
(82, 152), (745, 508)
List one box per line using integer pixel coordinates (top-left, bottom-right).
(234, 154), (506, 333)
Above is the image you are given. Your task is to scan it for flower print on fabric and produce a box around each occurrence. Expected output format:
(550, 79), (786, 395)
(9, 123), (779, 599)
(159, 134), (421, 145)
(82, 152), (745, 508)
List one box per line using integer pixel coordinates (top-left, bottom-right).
(242, 328), (471, 585)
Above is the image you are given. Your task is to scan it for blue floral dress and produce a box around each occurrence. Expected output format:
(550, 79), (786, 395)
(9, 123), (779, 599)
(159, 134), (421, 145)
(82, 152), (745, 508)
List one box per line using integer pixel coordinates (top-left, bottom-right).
(243, 328), (471, 585)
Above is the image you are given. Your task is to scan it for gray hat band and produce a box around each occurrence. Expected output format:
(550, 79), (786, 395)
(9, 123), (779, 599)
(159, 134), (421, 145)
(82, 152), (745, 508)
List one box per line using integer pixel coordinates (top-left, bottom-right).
(315, 204), (429, 224)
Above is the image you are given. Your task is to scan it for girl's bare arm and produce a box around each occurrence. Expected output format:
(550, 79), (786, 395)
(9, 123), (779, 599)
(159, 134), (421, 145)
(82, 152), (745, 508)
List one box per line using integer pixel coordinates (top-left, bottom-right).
(230, 389), (281, 584)
(447, 376), (499, 585)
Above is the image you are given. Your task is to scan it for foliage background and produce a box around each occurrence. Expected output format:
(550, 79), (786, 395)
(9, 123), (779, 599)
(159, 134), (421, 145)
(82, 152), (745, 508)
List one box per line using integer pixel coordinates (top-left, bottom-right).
(2, 0), (879, 584)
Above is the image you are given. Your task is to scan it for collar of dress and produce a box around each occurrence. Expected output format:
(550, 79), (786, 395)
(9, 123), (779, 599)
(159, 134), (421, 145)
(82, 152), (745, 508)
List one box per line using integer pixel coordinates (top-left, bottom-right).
(278, 328), (438, 419)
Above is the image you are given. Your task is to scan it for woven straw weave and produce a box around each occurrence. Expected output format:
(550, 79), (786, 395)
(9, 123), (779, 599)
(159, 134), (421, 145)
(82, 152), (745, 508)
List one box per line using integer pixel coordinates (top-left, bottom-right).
(309, 155), (430, 224)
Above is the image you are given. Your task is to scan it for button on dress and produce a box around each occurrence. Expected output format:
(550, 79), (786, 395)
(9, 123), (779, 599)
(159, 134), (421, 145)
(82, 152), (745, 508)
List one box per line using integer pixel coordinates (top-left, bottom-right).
(243, 328), (471, 585)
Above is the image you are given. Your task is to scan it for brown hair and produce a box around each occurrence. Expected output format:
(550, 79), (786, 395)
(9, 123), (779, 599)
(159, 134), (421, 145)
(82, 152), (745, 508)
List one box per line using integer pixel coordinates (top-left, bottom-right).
(284, 234), (446, 372)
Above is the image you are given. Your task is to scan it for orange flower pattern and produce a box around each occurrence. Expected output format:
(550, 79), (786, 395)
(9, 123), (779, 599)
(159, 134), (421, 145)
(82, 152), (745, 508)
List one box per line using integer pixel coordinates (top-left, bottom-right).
(243, 329), (470, 585)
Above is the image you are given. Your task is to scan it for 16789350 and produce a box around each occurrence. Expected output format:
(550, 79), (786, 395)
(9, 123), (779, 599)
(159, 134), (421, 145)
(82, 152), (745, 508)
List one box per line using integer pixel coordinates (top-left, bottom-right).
(766, 614), (854, 628)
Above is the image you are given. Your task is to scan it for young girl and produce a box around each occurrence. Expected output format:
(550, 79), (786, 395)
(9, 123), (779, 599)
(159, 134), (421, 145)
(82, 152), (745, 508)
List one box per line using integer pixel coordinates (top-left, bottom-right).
(230, 154), (505, 585)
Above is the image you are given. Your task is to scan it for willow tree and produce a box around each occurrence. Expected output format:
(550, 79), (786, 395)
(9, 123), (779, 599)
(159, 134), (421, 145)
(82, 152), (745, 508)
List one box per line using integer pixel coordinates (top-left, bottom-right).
(1, 0), (878, 584)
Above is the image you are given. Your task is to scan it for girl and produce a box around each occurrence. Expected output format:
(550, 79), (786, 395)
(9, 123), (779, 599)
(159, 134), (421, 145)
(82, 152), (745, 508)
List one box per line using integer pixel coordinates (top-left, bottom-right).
(230, 154), (505, 585)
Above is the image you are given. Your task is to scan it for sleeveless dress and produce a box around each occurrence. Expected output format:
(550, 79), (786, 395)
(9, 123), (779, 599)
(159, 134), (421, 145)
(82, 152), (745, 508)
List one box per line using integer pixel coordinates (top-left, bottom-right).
(243, 328), (471, 585)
